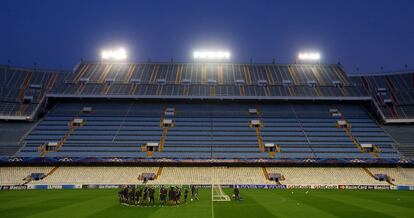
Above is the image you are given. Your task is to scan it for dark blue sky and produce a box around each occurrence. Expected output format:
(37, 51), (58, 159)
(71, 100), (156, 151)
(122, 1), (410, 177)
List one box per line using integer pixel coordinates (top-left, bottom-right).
(1, 0), (413, 74)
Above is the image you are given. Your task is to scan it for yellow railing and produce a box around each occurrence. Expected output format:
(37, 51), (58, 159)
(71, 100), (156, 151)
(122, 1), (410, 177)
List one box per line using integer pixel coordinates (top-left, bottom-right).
(159, 127), (168, 151)
(210, 86), (215, 96)
(217, 64), (223, 84)
(201, 64), (207, 84)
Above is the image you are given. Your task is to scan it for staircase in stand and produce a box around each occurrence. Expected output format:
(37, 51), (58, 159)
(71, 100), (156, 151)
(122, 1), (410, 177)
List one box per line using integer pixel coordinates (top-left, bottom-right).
(336, 108), (379, 158)
(39, 116), (85, 157)
(155, 167), (163, 179)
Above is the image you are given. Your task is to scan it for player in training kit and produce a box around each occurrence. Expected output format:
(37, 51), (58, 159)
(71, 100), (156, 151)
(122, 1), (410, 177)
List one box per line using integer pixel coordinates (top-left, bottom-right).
(149, 186), (155, 206)
(184, 188), (189, 203)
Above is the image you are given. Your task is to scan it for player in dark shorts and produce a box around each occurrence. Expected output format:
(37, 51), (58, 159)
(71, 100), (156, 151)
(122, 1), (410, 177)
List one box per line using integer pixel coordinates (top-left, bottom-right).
(149, 186), (155, 206)
(234, 186), (240, 201)
(129, 187), (135, 205)
(142, 187), (149, 206)
(168, 186), (174, 204)
(175, 187), (181, 205)
(135, 187), (142, 205)
(191, 185), (199, 201)
(183, 188), (189, 203)
(159, 185), (167, 205)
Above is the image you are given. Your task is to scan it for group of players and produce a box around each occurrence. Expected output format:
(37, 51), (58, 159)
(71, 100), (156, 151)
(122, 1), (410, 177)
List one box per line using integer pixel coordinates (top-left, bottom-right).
(118, 185), (199, 206)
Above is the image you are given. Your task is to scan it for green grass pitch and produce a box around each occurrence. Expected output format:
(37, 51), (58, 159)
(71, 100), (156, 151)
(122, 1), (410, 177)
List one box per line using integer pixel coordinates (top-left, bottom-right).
(1, 188), (413, 218)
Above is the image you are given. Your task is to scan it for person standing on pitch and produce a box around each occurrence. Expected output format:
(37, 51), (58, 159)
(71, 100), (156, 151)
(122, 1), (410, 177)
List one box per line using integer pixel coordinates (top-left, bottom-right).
(183, 187), (189, 203)
(149, 186), (155, 206)
(135, 186), (142, 205)
(234, 186), (240, 201)
(175, 187), (181, 205)
(161, 185), (168, 205)
(143, 186), (149, 206)
(191, 185), (199, 201)
(159, 185), (165, 205)
(168, 186), (174, 204)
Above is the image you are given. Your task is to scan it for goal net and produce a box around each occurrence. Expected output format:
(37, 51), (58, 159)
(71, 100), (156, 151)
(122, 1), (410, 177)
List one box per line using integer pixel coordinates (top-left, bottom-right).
(211, 184), (231, 202)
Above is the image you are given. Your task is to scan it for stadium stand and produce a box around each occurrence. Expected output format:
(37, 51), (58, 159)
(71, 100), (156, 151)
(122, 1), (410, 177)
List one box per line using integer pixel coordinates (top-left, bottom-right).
(0, 166), (53, 185)
(15, 101), (400, 159)
(1, 166), (413, 186)
(0, 121), (37, 156)
(0, 65), (72, 120)
(149, 167), (271, 185)
(266, 167), (387, 185)
(48, 62), (367, 99)
(350, 71), (414, 122)
(28, 167), (159, 185)
(381, 124), (414, 158)
(368, 167), (414, 185)
(0, 61), (413, 190)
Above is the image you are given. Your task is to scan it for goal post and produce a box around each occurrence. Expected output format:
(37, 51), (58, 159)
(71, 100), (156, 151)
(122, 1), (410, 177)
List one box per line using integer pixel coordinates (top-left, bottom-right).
(211, 184), (231, 202)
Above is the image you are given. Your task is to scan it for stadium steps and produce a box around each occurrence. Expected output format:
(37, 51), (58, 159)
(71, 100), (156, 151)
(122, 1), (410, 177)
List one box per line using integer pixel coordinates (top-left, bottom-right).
(24, 166), (60, 185)
(47, 166), (59, 176)
(336, 107), (380, 158)
(262, 167), (269, 180)
(155, 167), (163, 179)
(262, 167), (282, 184)
(362, 167), (377, 180)
(363, 167), (395, 186)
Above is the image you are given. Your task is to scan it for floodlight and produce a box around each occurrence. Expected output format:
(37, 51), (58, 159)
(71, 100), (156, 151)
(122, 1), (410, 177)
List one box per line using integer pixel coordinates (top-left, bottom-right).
(101, 48), (127, 61)
(298, 52), (321, 61)
(193, 51), (231, 60)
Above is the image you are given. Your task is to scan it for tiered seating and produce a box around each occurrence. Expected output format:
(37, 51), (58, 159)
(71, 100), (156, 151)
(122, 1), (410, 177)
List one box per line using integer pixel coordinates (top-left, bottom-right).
(266, 167), (386, 185)
(17, 101), (399, 159)
(368, 167), (414, 185)
(0, 65), (72, 119)
(381, 124), (414, 158)
(158, 103), (265, 158)
(1, 63), (412, 125)
(29, 167), (158, 185)
(149, 167), (271, 185)
(0, 167), (53, 185)
(50, 62), (366, 99)
(0, 121), (37, 156)
(1, 167), (412, 185)
(260, 103), (399, 159)
(19, 102), (165, 157)
(350, 71), (414, 121)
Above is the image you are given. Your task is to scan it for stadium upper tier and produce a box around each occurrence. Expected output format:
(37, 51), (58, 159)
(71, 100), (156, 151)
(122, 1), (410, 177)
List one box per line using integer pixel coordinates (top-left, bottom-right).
(350, 71), (414, 122)
(1, 63), (413, 123)
(0, 65), (70, 120)
(48, 62), (367, 99)
(16, 101), (400, 160)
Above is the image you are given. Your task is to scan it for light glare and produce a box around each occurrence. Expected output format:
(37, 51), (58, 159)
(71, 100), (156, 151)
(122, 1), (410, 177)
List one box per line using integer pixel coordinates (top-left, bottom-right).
(193, 51), (231, 60)
(298, 52), (321, 61)
(101, 48), (127, 61)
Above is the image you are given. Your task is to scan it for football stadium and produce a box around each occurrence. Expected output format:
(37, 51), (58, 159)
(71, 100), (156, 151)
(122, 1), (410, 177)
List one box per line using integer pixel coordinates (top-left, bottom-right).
(1, 1), (414, 218)
(1, 58), (414, 217)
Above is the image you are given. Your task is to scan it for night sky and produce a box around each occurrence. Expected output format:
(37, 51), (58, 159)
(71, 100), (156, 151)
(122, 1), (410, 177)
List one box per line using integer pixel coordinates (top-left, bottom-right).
(0, 0), (413, 74)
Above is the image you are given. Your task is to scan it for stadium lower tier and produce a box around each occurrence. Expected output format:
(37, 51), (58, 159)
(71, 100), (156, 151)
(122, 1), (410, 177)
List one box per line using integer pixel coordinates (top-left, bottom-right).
(1, 167), (413, 186)
(16, 101), (401, 160)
